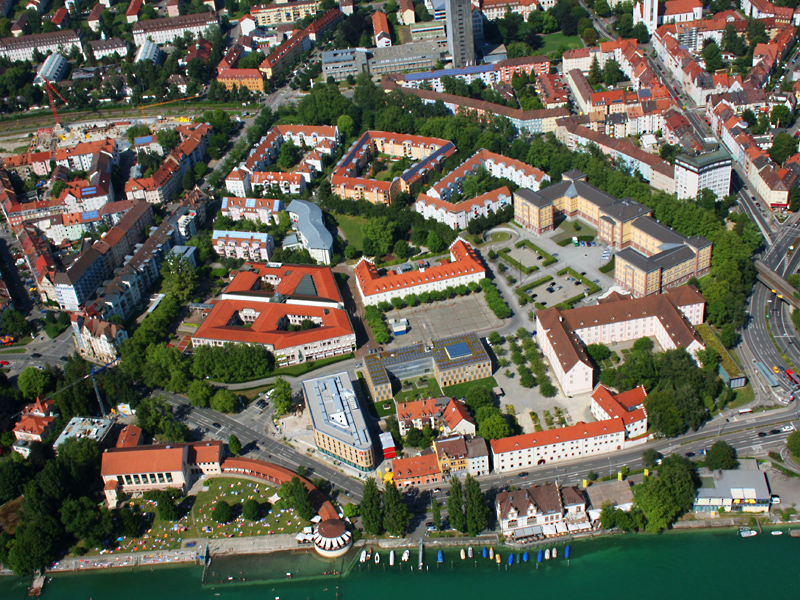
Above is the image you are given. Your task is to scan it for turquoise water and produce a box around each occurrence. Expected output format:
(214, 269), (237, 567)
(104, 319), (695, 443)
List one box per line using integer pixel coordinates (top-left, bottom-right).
(2, 528), (800, 599)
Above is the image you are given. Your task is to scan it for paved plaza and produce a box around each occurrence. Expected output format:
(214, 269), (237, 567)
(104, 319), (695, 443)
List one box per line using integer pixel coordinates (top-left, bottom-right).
(382, 294), (502, 350)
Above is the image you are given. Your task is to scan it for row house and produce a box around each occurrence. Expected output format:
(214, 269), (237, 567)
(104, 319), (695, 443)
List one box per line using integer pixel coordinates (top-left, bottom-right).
(258, 9), (342, 79)
(536, 73), (570, 109)
(396, 397), (476, 436)
(563, 38), (639, 75)
(741, 0), (800, 24)
(212, 230), (274, 262)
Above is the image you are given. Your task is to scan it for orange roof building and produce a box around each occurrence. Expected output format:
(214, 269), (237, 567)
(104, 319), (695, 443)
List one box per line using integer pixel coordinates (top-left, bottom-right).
(192, 263), (356, 367)
(354, 238), (485, 305)
(392, 453), (442, 488)
(590, 384), (648, 438)
(396, 397), (449, 435)
(101, 441), (222, 507)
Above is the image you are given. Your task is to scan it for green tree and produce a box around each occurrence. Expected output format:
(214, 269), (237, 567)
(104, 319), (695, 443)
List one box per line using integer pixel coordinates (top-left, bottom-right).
(156, 128), (180, 152)
(363, 216), (396, 257)
(60, 496), (112, 547)
(271, 377), (293, 416)
(704, 440), (738, 470)
(633, 454), (698, 532)
(488, 331), (502, 346)
(393, 239), (410, 259)
(642, 448), (659, 469)
(160, 252), (198, 303)
(465, 386), (493, 414)
(187, 379), (213, 408)
(702, 41), (723, 73)
(478, 412), (511, 439)
(787, 430), (800, 457)
(361, 477), (383, 535)
(228, 434), (242, 456)
(242, 498), (261, 521)
(603, 59), (624, 86)
(182, 168), (196, 190)
(447, 476), (466, 533)
(214, 500), (234, 524)
(431, 498), (441, 530)
(586, 343), (611, 362)
(588, 55), (603, 85)
(464, 474), (488, 535)
(594, 0), (611, 16)
(771, 105), (794, 128)
(769, 132), (798, 165)
(382, 481), (409, 536)
(211, 389), (238, 413)
(289, 476), (314, 520)
(0, 308), (31, 339)
(277, 139), (301, 169)
(632, 336), (654, 353)
(425, 230), (445, 254)
(17, 367), (53, 400)
(337, 114), (354, 140)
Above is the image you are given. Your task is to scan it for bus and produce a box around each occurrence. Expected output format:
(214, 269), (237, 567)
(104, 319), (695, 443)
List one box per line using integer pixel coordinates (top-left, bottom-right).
(786, 369), (800, 388)
(738, 408), (753, 414)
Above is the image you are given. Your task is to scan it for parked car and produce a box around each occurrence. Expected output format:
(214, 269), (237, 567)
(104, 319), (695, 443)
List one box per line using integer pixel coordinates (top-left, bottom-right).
(781, 424), (795, 432)
(31, 353), (41, 358)
(0, 360), (8, 366)
(758, 432), (767, 438)
(212, 422), (222, 429)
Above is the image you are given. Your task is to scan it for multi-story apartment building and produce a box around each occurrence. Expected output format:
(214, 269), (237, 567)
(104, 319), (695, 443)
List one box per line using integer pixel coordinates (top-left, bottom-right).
(0, 29), (82, 61)
(304, 372), (375, 472)
(392, 55), (550, 91)
(217, 69), (264, 92)
(415, 187), (513, 231)
(220, 197), (284, 224)
(251, 0), (320, 26)
(285, 199), (333, 265)
(535, 286), (706, 396)
(589, 384), (648, 440)
(132, 13), (218, 45)
(674, 150), (732, 200)
(433, 435), (469, 476)
(70, 311), (129, 362)
(212, 230), (275, 262)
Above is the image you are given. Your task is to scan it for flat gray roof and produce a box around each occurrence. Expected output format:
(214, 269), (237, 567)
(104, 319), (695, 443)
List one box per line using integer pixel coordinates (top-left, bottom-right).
(286, 199), (333, 252)
(696, 468), (770, 501)
(304, 372), (373, 452)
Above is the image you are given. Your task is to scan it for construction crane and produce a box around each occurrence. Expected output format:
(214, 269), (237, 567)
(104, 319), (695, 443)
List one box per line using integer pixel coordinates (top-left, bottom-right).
(47, 357), (120, 418)
(136, 94), (203, 119)
(44, 80), (68, 127)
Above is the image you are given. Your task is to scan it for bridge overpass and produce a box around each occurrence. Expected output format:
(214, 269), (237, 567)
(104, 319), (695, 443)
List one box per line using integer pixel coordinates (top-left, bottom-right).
(755, 260), (800, 309)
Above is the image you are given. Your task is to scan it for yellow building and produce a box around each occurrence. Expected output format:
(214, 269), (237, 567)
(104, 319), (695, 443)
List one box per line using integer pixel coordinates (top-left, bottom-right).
(251, 0), (320, 26)
(513, 169), (711, 297)
(217, 69), (265, 92)
(433, 435), (469, 476)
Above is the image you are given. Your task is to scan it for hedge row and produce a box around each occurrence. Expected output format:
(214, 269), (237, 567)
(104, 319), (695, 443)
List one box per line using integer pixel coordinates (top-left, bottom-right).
(599, 256), (615, 274)
(364, 306), (390, 344)
(480, 278), (512, 319)
(374, 282), (482, 313)
(515, 240), (557, 266)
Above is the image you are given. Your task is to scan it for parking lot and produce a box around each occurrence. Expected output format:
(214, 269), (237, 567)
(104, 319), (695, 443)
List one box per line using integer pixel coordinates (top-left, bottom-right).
(382, 294), (503, 350)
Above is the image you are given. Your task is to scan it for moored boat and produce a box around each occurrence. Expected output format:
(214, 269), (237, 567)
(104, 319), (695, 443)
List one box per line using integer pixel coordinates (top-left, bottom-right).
(360, 550), (366, 563)
(522, 552), (529, 562)
(553, 548), (557, 559)
(565, 545), (571, 559)
(460, 548), (466, 560)
(739, 528), (757, 538)
(390, 550), (395, 565)
(489, 547), (494, 560)
(545, 549), (551, 560)
(402, 549), (410, 562)
(468, 546), (473, 558)
(366, 548), (373, 561)
(437, 550), (444, 563)
(515, 552), (520, 564)
(375, 552), (380, 564)
(772, 531), (783, 536)
(482, 547), (487, 558)
(496, 554), (501, 564)
(537, 549), (543, 563)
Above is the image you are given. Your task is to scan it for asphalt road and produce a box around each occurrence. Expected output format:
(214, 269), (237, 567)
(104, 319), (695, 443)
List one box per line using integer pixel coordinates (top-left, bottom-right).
(158, 391), (365, 503)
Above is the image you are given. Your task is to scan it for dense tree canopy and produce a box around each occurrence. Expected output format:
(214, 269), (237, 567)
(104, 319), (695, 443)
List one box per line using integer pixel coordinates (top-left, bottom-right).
(633, 454), (699, 532)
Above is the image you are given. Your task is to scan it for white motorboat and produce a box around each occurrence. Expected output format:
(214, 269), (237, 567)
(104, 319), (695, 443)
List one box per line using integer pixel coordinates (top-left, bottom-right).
(375, 552), (380, 564)
(739, 528), (758, 538)
(360, 550), (366, 563)
(467, 547), (473, 558)
(389, 550), (395, 566)
(402, 550), (410, 562)
(772, 531), (784, 536)
(460, 549), (466, 560)
(553, 548), (557, 559)
(489, 547), (494, 560)
(545, 549), (551, 560)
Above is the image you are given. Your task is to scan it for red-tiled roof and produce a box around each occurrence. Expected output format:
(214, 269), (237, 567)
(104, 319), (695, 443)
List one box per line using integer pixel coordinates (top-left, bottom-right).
(490, 417), (626, 454)
(392, 453), (441, 481)
(591, 384), (647, 426)
(443, 399), (474, 429)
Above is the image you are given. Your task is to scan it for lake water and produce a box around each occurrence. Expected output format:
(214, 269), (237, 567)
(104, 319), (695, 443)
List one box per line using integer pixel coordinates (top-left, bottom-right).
(2, 527), (800, 600)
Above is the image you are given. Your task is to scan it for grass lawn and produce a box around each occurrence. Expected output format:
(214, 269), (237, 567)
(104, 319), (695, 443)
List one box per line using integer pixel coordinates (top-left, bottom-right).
(488, 231), (510, 243)
(0, 348), (25, 354)
(375, 398), (397, 417)
(0, 496), (22, 534)
(551, 219), (597, 243)
(192, 477), (307, 539)
(275, 353), (354, 378)
(540, 32), (583, 54)
(442, 376), (499, 399)
(238, 384), (274, 402)
(726, 384), (755, 410)
(335, 214), (368, 250)
(394, 377), (443, 404)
